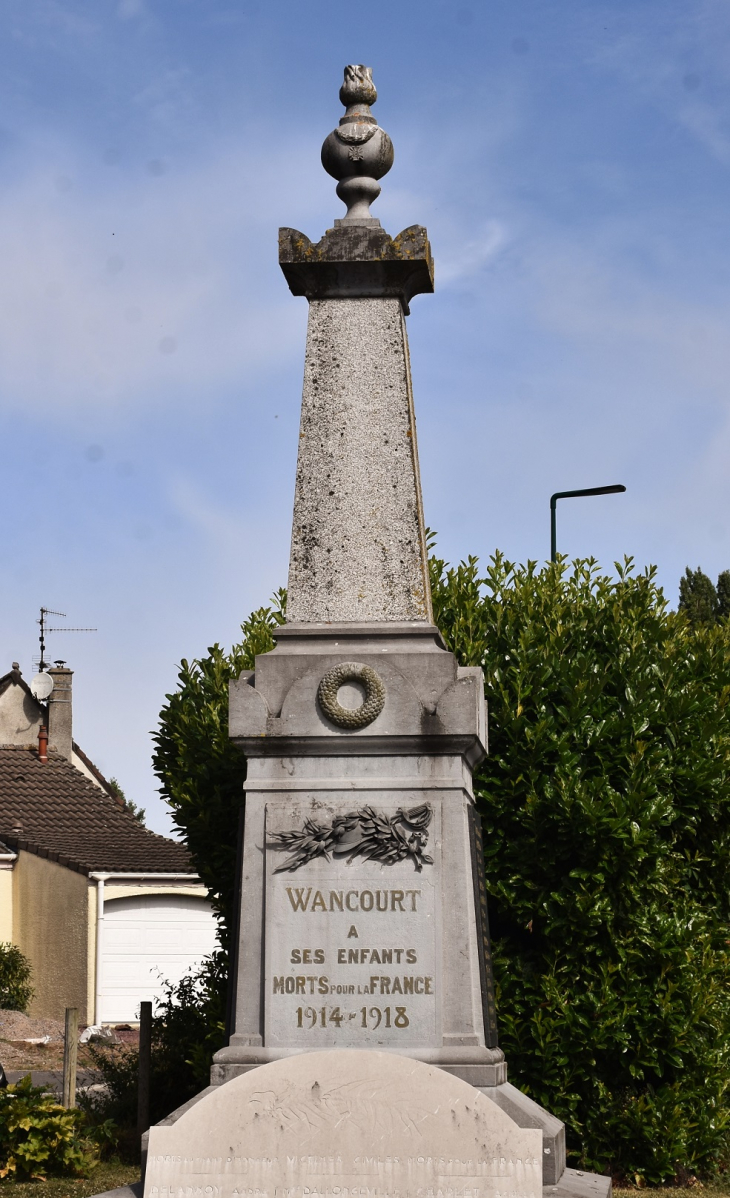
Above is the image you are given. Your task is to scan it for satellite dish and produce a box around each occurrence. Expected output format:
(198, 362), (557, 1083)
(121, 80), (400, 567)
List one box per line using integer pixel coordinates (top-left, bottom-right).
(31, 672), (54, 701)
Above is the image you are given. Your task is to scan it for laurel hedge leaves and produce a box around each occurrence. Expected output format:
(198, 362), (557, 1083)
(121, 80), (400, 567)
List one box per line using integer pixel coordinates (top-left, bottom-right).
(0, 942), (34, 1011)
(430, 552), (730, 1183)
(152, 556), (730, 1181)
(152, 591), (286, 947)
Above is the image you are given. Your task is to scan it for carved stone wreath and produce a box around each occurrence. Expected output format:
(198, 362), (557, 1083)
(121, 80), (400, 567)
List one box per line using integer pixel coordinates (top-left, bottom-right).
(317, 661), (385, 730)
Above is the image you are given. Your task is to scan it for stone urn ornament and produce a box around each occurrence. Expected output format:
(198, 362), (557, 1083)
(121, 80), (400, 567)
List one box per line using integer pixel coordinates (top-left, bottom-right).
(321, 65), (394, 223)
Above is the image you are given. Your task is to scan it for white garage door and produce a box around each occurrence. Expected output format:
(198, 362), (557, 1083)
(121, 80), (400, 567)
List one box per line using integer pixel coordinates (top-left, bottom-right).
(99, 894), (218, 1023)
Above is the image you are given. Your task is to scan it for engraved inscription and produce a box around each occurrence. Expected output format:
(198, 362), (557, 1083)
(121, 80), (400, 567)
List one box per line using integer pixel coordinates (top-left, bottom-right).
(146, 1150), (543, 1198)
(265, 873), (438, 1047)
(265, 801), (440, 1049)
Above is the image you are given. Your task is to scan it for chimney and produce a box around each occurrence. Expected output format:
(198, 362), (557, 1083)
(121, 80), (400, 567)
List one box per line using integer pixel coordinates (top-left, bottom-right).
(47, 663), (73, 760)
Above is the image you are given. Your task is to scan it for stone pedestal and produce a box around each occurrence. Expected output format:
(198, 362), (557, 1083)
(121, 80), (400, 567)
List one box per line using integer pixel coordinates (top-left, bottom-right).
(213, 621), (503, 1089)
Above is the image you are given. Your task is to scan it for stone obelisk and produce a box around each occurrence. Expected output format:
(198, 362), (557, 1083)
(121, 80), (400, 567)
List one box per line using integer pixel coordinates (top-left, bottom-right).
(215, 63), (501, 1090)
(139, 67), (610, 1198)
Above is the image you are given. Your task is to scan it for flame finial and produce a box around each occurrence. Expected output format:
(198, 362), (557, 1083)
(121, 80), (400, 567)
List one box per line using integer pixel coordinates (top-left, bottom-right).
(321, 66), (394, 224)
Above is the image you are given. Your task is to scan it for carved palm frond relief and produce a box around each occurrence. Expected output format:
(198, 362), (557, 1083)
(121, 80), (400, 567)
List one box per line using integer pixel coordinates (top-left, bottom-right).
(269, 804), (433, 873)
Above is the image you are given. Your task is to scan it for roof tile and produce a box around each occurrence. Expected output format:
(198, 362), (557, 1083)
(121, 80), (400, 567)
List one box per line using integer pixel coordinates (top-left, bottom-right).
(0, 747), (194, 875)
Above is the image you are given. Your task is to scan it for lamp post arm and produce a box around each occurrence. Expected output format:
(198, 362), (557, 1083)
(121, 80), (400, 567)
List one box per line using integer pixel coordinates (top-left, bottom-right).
(549, 485), (626, 563)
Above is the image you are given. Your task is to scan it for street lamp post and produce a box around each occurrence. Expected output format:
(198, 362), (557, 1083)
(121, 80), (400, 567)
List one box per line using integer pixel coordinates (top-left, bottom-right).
(550, 485), (626, 563)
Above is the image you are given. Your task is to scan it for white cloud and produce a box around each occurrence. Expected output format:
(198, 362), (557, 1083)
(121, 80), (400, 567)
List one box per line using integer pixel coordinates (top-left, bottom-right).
(676, 101), (730, 164)
(437, 220), (508, 285)
(117, 0), (145, 17)
(526, 235), (730, 407)
(0, 136), (314, 418)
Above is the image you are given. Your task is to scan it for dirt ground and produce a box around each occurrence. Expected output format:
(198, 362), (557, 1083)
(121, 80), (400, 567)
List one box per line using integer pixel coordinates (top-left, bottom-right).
(0, 1008), (138, 1075)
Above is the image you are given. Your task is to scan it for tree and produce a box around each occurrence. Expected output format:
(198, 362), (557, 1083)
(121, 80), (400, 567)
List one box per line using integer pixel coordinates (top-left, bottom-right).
(678, 567), (718, 626)
(0, 943), (33, 1011)
(108, 778), (146, 826)
(431, 552), (730, 1182)
(152, 592), (285, 949)
(153, 561), (730, 1181)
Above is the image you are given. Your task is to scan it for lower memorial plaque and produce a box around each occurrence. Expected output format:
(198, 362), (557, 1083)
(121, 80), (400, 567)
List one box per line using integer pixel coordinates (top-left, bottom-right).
(144, 1051), (542, 1198)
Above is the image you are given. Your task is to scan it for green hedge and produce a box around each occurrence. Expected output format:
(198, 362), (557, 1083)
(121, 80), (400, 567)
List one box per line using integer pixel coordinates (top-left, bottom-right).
(431, 552), (730, 1183)
(152, 593), (285, 949)
(0, 1077), (96, 1180)
(0, 943), (33, 1012)
(150, 554), (730, 1181)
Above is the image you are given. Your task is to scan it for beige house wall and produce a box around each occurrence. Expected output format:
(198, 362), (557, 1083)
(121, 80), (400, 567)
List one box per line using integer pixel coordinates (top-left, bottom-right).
(0, 867), (13, 941)
(13, 852), (90, 1022)
(0, 685), (42, 746)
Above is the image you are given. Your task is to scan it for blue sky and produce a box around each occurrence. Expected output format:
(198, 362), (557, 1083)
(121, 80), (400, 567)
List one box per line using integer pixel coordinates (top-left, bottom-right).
(2, 0), (729, 834)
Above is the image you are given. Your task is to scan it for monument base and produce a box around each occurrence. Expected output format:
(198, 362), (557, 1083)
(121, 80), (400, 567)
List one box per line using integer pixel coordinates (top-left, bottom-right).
(145, 1051), (543, 1198)
(93, 1053), (611, 1198)
(212, 1045), (508, 1089)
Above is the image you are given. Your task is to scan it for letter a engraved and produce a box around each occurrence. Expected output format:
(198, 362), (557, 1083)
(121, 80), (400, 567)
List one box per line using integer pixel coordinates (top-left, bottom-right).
(347, 925), (359, 938)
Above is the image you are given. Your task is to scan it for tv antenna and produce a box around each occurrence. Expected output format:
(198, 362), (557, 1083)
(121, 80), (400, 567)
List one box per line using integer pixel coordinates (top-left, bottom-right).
(37, 607), (97, 671)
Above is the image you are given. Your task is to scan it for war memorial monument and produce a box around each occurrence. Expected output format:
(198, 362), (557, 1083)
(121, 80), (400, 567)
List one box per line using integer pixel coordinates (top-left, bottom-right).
(131, 66), (610, 1198)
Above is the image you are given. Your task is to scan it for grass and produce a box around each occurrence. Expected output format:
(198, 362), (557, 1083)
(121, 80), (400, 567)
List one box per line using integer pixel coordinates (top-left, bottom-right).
(0, 1163), (139, 1198)
(614, 1186), (730, 1196)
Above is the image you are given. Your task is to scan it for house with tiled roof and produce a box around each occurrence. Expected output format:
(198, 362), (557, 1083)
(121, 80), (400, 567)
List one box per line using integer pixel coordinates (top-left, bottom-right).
(0, 663), (217, 1025)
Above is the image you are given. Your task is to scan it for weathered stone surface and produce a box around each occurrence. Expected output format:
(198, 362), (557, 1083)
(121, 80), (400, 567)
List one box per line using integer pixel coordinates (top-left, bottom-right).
(279, 225), (434, 306)
(320, 65), (394, 224)
(144, 1051), (543, 1198)
(286, 299), (431, 625)
(264, 798), (440, 1050)
(218, 622), (501, 1089)
(228, 629), (488, 762)
(547, 1169), (612, 1198)
(479, 1084), (566, 1186)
